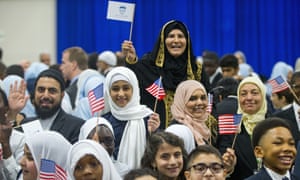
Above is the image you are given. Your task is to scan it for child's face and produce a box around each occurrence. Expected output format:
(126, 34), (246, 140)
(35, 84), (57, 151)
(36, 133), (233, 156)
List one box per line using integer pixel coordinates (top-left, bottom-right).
(221, 67), (238, 78)
(152, 142), (184, 179)
(185, 153), (225, 180)
(110, 80), (133, 107)
(255, 127), (296, 175)
(74, 154), (103, 180)
(19, 145), (38, 180)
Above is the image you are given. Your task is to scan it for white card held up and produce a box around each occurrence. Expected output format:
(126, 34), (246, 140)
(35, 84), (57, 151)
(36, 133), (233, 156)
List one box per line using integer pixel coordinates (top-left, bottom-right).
(22, 120), (43, 137)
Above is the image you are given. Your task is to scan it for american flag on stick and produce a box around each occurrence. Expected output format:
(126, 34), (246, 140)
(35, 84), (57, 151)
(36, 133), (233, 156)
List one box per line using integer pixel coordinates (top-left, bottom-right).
(146, 77), (166, 100)
(88, 83), (105, 115)
(268, 75), (289, 93)
(40, 158), (67, 180)
(206, 93), (213, 113)
(218, 114), (242, 135)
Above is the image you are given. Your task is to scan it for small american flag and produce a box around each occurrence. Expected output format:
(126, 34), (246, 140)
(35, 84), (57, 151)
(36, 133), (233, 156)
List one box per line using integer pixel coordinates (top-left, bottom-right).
(88, 83), (105, 115)
(40, 159), (67, 180)
(268, 75), (289, 93)
(146, 77), (166, 100)
(218, 114), (242, 135)
(206, 93), (213, 113)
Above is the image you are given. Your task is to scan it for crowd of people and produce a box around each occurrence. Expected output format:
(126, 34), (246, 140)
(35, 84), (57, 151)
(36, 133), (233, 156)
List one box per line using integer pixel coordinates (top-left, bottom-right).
(0, 20), (299, 180)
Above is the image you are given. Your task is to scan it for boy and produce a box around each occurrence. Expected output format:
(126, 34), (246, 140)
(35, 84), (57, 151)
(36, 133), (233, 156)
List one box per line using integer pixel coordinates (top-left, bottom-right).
(185, 145), (226, 180)
(246, 117), (297, 180)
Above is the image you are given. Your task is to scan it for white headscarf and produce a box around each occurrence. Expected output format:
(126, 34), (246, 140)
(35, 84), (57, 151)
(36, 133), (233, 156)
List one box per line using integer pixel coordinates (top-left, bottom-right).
(78, 117), (114, 140)
(25, 131), (71, 180)
(165, 124), (195, 153)
(67, 140), (121, 180)
(104, 67), (153, 169)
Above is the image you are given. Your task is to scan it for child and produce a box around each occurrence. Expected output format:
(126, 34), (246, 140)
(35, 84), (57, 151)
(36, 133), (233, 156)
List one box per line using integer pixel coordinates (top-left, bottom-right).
(124, 168), (158, 180)
(66, 139), (121, 180)
(140, 131), (187, 180)
(246, 117), (297, 180)
(185, 145), (225, 180)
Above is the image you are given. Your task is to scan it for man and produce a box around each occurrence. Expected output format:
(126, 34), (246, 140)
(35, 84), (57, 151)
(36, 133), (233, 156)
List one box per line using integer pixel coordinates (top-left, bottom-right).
(10, 69), (85, 144)
(39, 52), (51, 66)
(273, 71), (300, 144)
(60, 46), (88, 109)
(97, 50), (117, 76)
(202, 51), (222, 91)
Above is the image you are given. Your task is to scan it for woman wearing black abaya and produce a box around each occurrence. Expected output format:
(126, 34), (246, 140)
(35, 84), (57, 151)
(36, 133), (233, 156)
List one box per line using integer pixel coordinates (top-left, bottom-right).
(122, 20), (208, 129)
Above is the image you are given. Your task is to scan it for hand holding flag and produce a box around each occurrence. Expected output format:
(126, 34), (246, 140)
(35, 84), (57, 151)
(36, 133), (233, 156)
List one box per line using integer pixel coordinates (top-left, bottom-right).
(88, 83), (105, 115)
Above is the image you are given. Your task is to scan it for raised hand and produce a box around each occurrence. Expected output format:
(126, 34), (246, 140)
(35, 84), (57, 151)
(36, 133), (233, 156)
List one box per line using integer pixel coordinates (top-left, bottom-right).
(8, 80), (29, 115)
(148, 112), (160, 133)
(121, 40), (137, 63)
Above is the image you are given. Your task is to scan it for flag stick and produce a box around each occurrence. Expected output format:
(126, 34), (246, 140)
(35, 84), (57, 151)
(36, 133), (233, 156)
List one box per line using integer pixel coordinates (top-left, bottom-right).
(288, 86), (300, 104)
(128, 5), (135, 41)
(153, 76), (162, 113)
(94, 112), (100, 143)
(231, 118), (242, 148)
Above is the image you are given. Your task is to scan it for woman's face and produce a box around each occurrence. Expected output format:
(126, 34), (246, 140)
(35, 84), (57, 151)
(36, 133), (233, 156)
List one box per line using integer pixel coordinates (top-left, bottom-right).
(185, 89), (208, 119)
(19, 145), (38, 180)
(239, 83), (263, 114)
(74, 154), (103, 180)
(110, 80), (133, 107)
(152, 142), (183, 179)
(165, 29), (187, 58)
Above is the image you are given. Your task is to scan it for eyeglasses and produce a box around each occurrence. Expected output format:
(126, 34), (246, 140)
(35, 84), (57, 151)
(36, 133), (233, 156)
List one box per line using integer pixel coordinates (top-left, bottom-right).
(188, 163), (224, 174)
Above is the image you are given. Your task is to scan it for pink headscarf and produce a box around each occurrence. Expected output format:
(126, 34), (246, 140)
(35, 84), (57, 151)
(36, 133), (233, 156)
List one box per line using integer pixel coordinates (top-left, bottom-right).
(171, 80), (210, 145)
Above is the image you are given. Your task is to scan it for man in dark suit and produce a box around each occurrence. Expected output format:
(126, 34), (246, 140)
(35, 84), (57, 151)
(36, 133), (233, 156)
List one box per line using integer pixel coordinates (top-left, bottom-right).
(273, 72), (300, 144)
(9, 69), (84, 144)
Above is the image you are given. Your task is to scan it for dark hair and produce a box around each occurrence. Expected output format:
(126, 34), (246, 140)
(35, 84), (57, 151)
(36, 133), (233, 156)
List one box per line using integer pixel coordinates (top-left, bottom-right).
(34, 69), (65, 91)
(124, 168), (158, 180)
(275, 88), (294, 104)
(88, 52), (98, 70)
(215, 77), (239, 97)
(186, 145), (223, 169)
(0, 88), (8, 107)
(252, 117), (292, 148)
(141, 131), (187, 179)
(6, 64), (24, 78)
(219, 54), (239, 69)
(203, 51), (219, 65)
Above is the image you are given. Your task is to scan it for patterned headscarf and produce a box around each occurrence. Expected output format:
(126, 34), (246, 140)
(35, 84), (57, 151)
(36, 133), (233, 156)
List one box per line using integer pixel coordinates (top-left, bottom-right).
(237, 76), (267, 135)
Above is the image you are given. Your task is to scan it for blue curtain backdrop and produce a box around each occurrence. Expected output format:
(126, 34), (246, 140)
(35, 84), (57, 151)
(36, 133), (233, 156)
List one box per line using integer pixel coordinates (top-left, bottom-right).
(57, 0), (300, 78)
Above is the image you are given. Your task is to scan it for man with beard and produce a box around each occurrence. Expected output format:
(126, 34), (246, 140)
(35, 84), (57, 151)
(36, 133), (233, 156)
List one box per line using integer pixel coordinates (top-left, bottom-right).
(10, 69), (84, 144)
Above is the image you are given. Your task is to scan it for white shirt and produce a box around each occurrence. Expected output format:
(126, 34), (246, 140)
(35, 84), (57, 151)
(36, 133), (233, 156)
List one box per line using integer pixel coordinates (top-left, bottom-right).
(265, 165), (291, 180)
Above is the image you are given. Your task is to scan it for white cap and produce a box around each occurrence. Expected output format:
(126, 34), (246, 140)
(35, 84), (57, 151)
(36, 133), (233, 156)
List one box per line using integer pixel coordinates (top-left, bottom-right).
(98, 51), (117, 66)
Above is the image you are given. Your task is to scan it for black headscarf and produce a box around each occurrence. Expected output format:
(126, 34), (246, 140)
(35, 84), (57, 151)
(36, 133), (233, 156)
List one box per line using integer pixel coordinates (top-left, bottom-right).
(138, 20), (199, 91)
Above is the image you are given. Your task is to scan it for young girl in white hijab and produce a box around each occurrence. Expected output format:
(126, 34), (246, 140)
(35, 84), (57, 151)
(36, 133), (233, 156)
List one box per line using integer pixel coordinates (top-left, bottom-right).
(66, 139), (121, 180)
(102, 66), (160, 169)
(18, 131), (71, 180)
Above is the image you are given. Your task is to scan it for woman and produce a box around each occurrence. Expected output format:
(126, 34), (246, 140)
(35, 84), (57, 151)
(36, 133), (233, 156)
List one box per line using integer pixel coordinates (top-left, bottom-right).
(170, 80), (218, 146)
(18, 131), (71, 180)
(102, 66), (160, 169)
(141, 131), (187, 180)
(67, 139), (121, 180)
(218, 76), (268, 179)
(122, 20), (208, 128)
